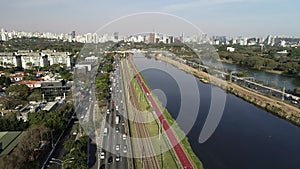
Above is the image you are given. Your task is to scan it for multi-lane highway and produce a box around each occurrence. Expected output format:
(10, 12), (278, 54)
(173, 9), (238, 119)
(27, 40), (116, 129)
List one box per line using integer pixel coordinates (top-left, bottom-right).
(98, 57), (130, 169)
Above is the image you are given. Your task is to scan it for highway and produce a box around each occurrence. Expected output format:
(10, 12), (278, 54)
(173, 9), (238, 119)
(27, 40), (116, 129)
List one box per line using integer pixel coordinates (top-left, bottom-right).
(98, 56), (130, 169)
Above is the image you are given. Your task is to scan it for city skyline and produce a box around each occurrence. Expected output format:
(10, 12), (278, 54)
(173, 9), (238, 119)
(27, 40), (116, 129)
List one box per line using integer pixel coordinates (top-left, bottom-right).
(1, 0), (300, 37)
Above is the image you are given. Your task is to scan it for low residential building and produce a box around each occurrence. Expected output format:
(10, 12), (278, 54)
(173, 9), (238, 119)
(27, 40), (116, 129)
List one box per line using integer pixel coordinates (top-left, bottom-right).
(41, 80), (70, 101)
(226, 47), (235, 52)
(9, 72), (24, 82)
(42, 101), (59, 112)
(277, 50), (288, 54)
(75, 63), (92, 71)
(18, 80), (42, 89)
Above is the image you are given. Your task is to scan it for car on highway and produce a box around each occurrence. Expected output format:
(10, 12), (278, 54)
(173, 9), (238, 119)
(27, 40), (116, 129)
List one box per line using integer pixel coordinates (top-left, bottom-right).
(108, 156), (113, 164)
(122, 133), (126, 140)
(123, 145), (127, 153)
(121, 120), (125, 126)
(100, 150), (105, 159)
(291, 100), (298, 104)
(116, 153), (120, 162)
(116, 144), (120, 151)
(116, 127), (119, 133)
(99, 164), (105, 169)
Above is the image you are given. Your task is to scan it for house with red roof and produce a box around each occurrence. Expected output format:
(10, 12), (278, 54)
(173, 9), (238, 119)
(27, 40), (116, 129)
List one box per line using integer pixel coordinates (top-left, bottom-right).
(18, 80), (42, 89)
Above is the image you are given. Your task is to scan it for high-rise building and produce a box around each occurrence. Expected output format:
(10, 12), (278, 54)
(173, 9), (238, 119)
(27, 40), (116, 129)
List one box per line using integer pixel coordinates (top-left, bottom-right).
(180, 32), (184, 42)
(71, 31), (76, 39)
(114, 32), (119, 41)
(149, 33), (155, 44)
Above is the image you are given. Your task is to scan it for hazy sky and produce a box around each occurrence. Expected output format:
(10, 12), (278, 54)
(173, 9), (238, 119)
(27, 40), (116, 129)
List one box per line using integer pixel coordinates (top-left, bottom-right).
(1, 0), (299, 37)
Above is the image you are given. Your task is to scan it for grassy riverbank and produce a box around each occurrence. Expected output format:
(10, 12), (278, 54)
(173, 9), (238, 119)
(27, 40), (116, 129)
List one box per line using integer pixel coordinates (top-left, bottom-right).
(127, 56), (204, 169)
(123, 58), (181, 169)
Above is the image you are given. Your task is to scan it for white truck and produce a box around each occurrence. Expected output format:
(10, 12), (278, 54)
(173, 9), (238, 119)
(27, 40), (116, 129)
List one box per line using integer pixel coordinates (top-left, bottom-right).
(115, 115), (120, 125)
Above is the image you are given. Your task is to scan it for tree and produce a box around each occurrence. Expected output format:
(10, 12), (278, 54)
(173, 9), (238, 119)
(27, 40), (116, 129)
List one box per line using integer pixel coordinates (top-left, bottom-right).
(27, 89), (42, 101)
(45, 110), (67, 131)
(245, 56), (264, 70)
(28, 110), (47, 126)
(0, 75), (11, 87)
(3, 125), (50, 169)
(63, 136), (88, 169)
(294, 87), (300, 96)
(0, 117), (28, 131)
(264, 58), (278, 70)
(6, 84), (31, 100)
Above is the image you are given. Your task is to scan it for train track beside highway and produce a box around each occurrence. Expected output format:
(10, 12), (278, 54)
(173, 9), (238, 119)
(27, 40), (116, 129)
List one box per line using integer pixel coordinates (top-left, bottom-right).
(122, 58), (160, 169)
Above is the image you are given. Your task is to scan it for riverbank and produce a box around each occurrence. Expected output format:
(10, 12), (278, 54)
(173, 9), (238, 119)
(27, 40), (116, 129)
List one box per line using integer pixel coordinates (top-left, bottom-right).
(128, 55), (204, 169)
(218, 59), (285, 75)
(155, 55), (300, 127)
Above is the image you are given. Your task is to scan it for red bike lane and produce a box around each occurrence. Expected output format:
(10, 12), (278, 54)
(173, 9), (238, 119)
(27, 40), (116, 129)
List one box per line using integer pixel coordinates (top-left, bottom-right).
(127, 57), (194, 169)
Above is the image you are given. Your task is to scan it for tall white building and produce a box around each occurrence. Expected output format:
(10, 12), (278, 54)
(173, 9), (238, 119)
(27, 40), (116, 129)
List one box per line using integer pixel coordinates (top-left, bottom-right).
(0, 50), (72, 69)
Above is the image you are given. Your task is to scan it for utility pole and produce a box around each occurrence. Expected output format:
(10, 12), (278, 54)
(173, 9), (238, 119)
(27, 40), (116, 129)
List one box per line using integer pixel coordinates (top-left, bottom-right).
(282, 81), (286, 101)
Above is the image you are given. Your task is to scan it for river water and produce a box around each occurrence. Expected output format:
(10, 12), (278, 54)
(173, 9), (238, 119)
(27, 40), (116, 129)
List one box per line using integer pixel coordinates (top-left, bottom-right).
(221, 62), (300, 91)
(133, 54), (300, 169)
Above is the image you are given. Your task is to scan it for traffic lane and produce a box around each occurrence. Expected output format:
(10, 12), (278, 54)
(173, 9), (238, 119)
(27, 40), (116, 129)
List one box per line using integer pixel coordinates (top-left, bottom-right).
(103, 96), (114, 168)
(114, 62), (127, 169)
(106, 112), (116, 168)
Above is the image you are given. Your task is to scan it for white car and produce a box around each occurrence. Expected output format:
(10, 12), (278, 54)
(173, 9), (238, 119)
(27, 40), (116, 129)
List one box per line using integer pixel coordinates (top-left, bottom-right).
(122, 134), (127, 140)
(123, 145), (127, 153)
(115, 144), (120, 151)
(116, 153), (120, 162)
(100, 151), (105, 159)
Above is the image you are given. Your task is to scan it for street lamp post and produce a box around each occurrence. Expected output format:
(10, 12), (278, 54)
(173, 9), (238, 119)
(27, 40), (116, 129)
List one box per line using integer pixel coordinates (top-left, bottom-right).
(158, 119), (167, 169)
(159, 119), (167, 140)
(282, 81), (286, 101)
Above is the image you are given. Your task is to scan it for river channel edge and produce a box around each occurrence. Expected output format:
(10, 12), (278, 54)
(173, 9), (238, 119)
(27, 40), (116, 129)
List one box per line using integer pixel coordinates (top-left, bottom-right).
(148, 54), (300, 128)
(127, 54), (204, 169)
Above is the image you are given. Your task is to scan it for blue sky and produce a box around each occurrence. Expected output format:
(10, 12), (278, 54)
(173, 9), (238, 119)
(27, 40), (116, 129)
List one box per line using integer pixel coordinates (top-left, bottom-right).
(1, 0), (299, 37)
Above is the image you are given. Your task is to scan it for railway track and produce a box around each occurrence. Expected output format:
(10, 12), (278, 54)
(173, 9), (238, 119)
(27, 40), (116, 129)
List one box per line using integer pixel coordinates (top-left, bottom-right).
(127, 55), (194, 169)
(122, 58), (160, 169)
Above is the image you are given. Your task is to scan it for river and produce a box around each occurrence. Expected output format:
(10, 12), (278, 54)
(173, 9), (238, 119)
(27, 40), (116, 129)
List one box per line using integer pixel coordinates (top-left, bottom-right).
(133, 53), (300, 169)
(221, 62), (300, 91)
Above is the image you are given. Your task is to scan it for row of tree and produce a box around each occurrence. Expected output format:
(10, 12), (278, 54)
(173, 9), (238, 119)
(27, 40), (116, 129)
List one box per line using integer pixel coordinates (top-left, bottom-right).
(2, 125), (50, 169)
(0, 37), (84, 53)
(95, 54), (114, 105)
(1, 101), (74, 168)
(63, 136), (89, 169)
(218, 45), (300, 76)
